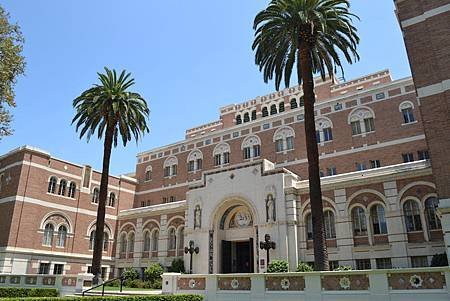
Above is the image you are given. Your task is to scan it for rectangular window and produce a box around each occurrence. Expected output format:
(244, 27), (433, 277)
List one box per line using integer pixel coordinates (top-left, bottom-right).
(171, 165), (177, 176)
(375, 92), (385, 100)
(223, 152), (230, 164)
(376, 258), (392, 269)
(323, 127), (333, 141)
(253, 145), (261, 157)
(418, 150), (429, 160)
(286, 137), (294, 150)
(53, 264), (64, 275)
(275, 139), (284, 152)
(39, 263), (50, 274)
(164, 166), (171, 177)
(351, 121), (362, 135)
(356, 162), (366, 171)
(316, 130), (321, 143)
(162, 197), (168, 203)
(187, 160), (195, 172)
(370, 160), (381, 169)
(411, 256), (428, 268)
(196, 159), (202, 170)
(327, 167), (337, 176)
(356, 259), (371, 270)
(364, 117), (375, 132)
(402, 108), (415, 123)
(87, 266), (92, 274)
(243, 147), (251, 160)
(214, 154), (221, 166)
(141, 201), (145, 207)
(169, 196), (175, 202)
(402, 153), (414, 163)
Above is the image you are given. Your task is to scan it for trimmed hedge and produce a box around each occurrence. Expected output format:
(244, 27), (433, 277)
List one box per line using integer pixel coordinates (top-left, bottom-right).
(1, 296), (202, 301)
(0, 288), (58, 298)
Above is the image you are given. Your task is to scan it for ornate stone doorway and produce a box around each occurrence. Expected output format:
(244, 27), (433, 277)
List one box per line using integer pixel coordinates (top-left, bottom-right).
(221, 239), (254, 273)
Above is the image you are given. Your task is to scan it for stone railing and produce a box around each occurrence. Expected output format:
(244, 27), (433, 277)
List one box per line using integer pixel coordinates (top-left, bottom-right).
(162, 267), (450, 301)
(0, 273), (93, 296)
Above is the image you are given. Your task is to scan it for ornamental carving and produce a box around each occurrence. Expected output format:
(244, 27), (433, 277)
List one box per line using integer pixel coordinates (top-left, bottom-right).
(266, 276), (305, 291)
(230, 209), (252, 228)
(218, 277), (251, 291)
(388, 272), (445, 290)
(322, 274), (369, 291)
(177, 277), (206, 290)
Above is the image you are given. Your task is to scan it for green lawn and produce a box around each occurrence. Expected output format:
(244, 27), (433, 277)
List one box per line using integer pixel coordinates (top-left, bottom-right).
(93, 286), (159, 291)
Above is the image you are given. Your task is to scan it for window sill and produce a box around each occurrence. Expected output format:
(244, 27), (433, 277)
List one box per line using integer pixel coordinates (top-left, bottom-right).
(352, 131), (375, 138)
(46, 192), (76, 200)
(401, 120), (417, 126)
(163, 175), (177, 179)
(319, 140), (333, 146)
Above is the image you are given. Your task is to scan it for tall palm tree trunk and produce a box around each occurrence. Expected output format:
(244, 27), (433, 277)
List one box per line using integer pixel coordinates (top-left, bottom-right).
(298, 43), (329, 271)
(92, 125), (114, 283)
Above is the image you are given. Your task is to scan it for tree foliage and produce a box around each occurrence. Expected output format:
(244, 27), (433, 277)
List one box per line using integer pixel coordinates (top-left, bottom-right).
(267, 260), (289, 273)
(0, 5), (25, 139)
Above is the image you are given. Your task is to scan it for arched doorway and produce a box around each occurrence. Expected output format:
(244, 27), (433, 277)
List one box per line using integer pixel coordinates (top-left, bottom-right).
(212, 200), (256, 273)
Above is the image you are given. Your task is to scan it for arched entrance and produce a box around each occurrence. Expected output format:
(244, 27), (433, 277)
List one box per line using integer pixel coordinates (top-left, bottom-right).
(212, 199), (256, 274)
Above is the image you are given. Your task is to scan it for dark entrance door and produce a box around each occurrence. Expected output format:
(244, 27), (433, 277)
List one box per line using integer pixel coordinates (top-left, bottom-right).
(221, 239), (254, 273)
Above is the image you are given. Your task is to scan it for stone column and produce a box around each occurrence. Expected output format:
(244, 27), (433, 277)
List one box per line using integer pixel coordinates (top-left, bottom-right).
(134, 218), (143, 268)
(383, 181), (409, 268)
(159, 214), (168, 260)
(334, 189), (354, 267)
(285, 190), (298, 271)
(437, 198), (450, 265)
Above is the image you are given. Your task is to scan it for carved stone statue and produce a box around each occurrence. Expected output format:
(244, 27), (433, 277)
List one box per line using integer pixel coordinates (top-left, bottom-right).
(194, 205), (201, 229)
(266, 194), (276, 222)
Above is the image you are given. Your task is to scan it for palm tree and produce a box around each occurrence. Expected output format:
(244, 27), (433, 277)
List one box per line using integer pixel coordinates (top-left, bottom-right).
(72, 68), (149, 283)
(253, 0), (359, 270)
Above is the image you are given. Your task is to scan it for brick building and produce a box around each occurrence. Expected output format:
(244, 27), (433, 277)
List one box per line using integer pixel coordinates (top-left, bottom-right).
(1, 69), (447, 276)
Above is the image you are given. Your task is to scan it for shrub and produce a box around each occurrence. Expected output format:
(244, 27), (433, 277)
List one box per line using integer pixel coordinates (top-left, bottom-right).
(267, 260), (289, 273)
(145, 263), (164, 283)
(169, 258), (186, 273)
(151, 278), (163, 289)
(334, 265), (353, 271)
(2, 295), (203, 301)
(431, 253), (448, 267)
(0, 287), (58, 298)
(105, 279), (120, 287)
(296, 261), (313, 272)
(125, 279), (146, 288)
(122, 267), (139, 281)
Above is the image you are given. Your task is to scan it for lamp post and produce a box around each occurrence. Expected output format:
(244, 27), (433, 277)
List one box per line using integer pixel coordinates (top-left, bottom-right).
(259, 234), (276, 268)
(184, 240), (199, 274)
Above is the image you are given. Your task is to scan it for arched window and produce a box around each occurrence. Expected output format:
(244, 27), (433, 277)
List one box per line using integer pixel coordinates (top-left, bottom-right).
(58, 179), (67, 196)
(348, 107), (375, 135)
(236, 115), (242, 125)
(251, 110), (257, 120)
(178, 227), (185, 250)
(290, 98), (298, 109)
(56, 225), (67, 247)
(92, 188), (99, 204)
(42, 223), (54, 246)
(128, 232), (135, 254)
(68, 182), (76, 198)
(270, 104), (277, 115)
(242, 135), (261, 160)
(163, 156), (178, 177)
(168, 228), (176, 250)
(187, 150), (203, 172)
(108, 192), (116, 207)
(48, 177), (57, 194)
(273, 126), (295, 152)
(89, 230), (96, 250)
(425, 197), (441, 230)
(145, 165), (152, 181)
(399, 101), (415, 124)
(144, 231), (151, 252)
(151, 230), (159, 252)
(213, 143), (231, 167)
(306, 211), (336, 240)
(299, 96), (304, 107)
(403, 200), (422, 232)
(279, 102), (285, 113)
(316, 118), (333, 143)
(370, 205), (387, 234)
(243, 112), (250, 123)
(120, 233), (127, 254)
(262, 107), (269, 117)
(103, 232), (109, 251)
(352, 207), (367, 236)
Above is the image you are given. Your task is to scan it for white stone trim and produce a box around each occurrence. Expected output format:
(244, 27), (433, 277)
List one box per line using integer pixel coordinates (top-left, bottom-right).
(401, 4), (450, 28)
(0, 196), (117, 220)
(417, 79), (450, 98)
(0, 246), (114, 261)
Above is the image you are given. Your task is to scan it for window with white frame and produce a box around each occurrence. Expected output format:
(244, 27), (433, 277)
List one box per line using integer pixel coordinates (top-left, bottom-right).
(251, 110), (257, 120)
(376, 258), (392, 269)
(168, 228), (176, 250)
(370, 160), (381, 169)
(370, 205), (387, 234)
(92, 188), (99, 204)
(144, 165), (152, 181)
(262, 107), (269, 117)
(270, 104), (277, 115)
(242, 135), (261, 159)
(411, 256), (428, 268)
(178, 227), (184, 250)
(144, 231), (151, 252)
(68, 182), (76, 198)
(315, 118), (333, 143)
(58, 179), (67, 196)
(425, 197), (441, 230)
(56, 225), (67, 247)
(352, 207), (367, 236)
(128, 232), (135, 254)
(327, 167), (337, 176)
(163, 156), (178, 177)
(48, 176), (57, 194)
(399, 101), (416, 124)
(39, 262), (50, 274)
(290, 98), (298, 109)
(151, 230), (159, 252)
(356, 259), (371, 270)
(305, 210), (336, 240)
(108, 192), (116, 207)
(53, 264), (64, 275)
(403, 200), (422, 232)
(402, 153), (414, 163)
(42, 223), (54, 246)
(103, 232), (109, 251)
(235, 114), (242, 125)
(120, 233), (127, 254)
(348, 107), (375, 135)
(90, 230), (109, 251)
(187, 150), (203, 172)
(273, 126), (295, 152)
(243, 112), (250, 123)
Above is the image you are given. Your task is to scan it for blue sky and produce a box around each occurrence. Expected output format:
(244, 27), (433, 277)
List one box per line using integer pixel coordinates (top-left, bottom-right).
(1, 0), (411, 175)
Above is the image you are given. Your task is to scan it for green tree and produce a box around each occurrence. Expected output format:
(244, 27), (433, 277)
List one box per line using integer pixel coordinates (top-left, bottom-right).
(0, 5), (25, 139)
(253, 0), (359, 271)
(144, 263), (164, 283)
(72, 68), (149, 283)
